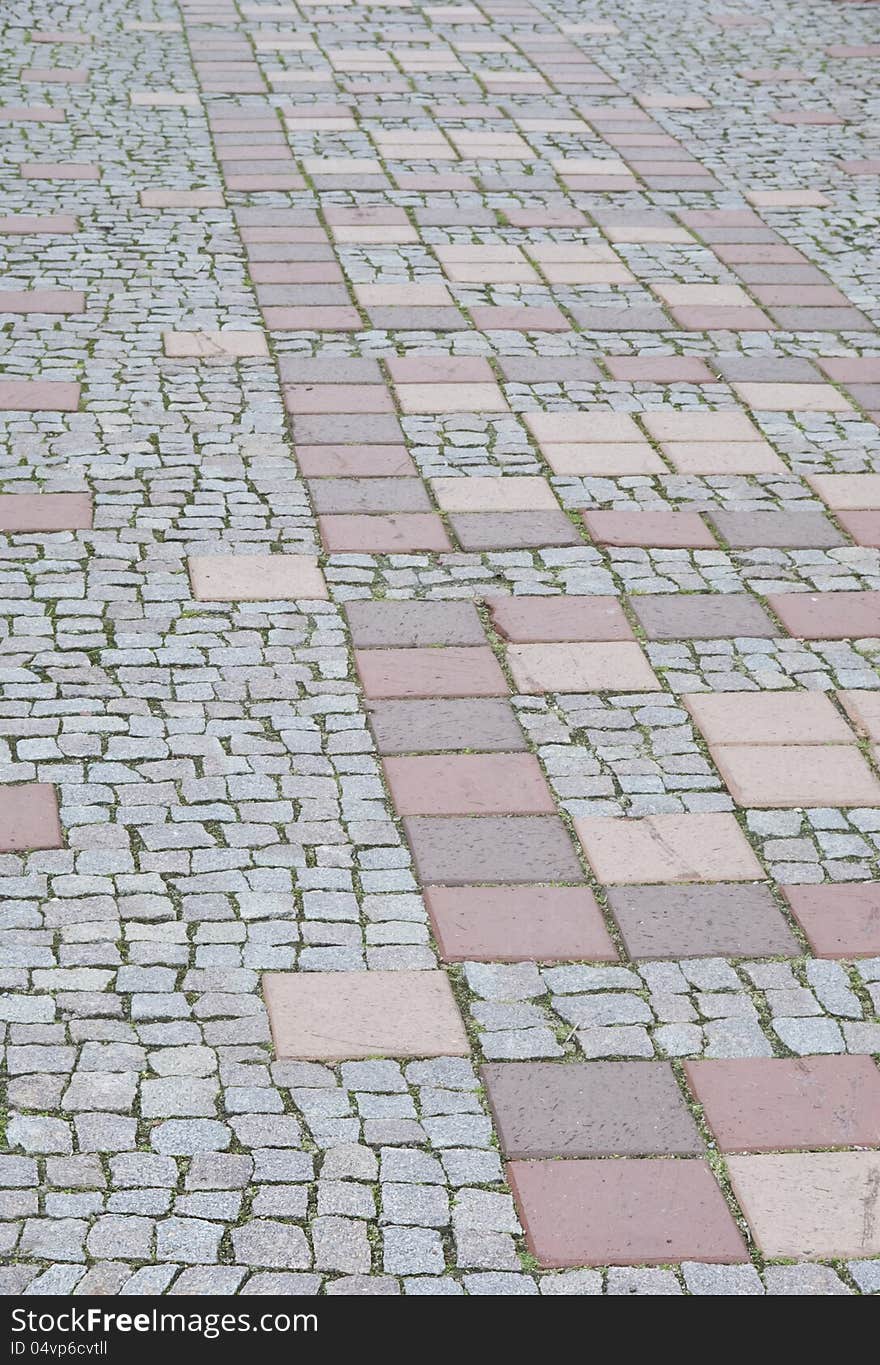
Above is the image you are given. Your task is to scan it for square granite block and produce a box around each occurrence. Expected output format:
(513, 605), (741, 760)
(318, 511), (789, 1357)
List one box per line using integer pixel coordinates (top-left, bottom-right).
(355, 647), (508, 699)
(606, 884), (799, 958)
(508, 1159), (747, 1267)
(188, 555), (327, 601)
(507, 642), (660, 693)
(0, 783), (63, 852)
(709, 510), (845, 549)
(484, 1062), (703, 1157)
(404, 816), (584, 884)
(583, 510), (716, 548)
(425, 884), (616, 962)
(576, 813), (764, 884)
(684, 1057), (880, 1153)
(320, 513), (452, 553)
(711, 743), (880, 807)
(450, 511), (581, 551)
(0, 493), (92, 531)
(345, 600), (485, 648)
(263, 971), (469, 1061)
(727, 1153), (880, 1259)
(368, 699), (525, 754)
(629, 593), (779, 639)
(780, 884), (880, 957)
(684, 691), (854, 745)
(383, 753), (554, 815)
(768, 591), (880, 639)
(487, 596), (633, 643)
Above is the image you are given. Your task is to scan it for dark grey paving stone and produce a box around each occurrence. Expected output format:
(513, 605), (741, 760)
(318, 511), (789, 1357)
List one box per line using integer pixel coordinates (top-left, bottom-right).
(450, 511), (581, 550)
(403, 816), (585, 884)
(368, 699), (526, 753)
(629, 593), (779, 639)
(345, 600), (486, 647)
(606, 884), (800, 959)
(709, 510), (846, 549)
(309, 479), (431, 514)
(483, 1061), (704, 1157)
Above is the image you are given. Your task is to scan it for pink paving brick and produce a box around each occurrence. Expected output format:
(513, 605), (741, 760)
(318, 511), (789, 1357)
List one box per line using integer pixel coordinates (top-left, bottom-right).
(0, 493), (92, 532)
(727, 1153), (880, 1260)
(0, 784), (63, 852)
(684, 1057), (880, 1153)
(382, 753), (555, 815)
(710, 743), (880, 808)
(780, 883), (880, 957)
(582, 510), (716, 548)
(508, 1159), (748, 1267)
(425, 884), (617, 962)
(263, 971), (469, 1061)
(487, 595), (634, 642)
(576, 813), (764, 884)
(355, 647), (508, 699)
(767, 591), (880, 639)
(319, 513), (451, 553)
(0, 291), (85, 314)
(0, 382), (80, 412)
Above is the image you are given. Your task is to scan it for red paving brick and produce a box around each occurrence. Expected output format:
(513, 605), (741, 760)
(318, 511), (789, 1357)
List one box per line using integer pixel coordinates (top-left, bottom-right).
(508, 1159), (748, 1266)
(684, 1057), (880, 1153)
(425, 884), (617, 962)
(0, 784), (63, 852)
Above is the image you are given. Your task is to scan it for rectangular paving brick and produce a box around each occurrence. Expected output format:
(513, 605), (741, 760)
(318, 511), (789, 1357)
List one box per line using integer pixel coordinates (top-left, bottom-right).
(0, 784), (63, 852)
(0, 290), (85, 314)
(355, 647), (508, 699)
(685, 1057), (880, 1153)
(404, 815), (584, 884)
(576, 813), (764, 884)
(838, 689), (880, 741)
(188, 555), (327, 601)
(780, 883), (880, 958)
(727, 1153), (880, 1260)
(0, 381), (80, 412)
(425, 884), (616, 962)
(345, 600), (485, 648)
(296, 445), (416, 478)
(607, 884), (799, 959)
(263, 971), (469, 1060)
(309, 479), (431, 514)
(507, 642), (661, 693)
(450, 511), (581, 551)
(487, 595), (633, 642)
(630, 593), (780, 639)
(583, 510), (716, 548)
(163, 331), (269, 359)
(684, 692), (855, 745)
(484, 1062), (703, 1158)
(508, 1159), (748, 1267)
(367, 699), (526, 754)
(715, 743), (880, 808)
(0, 493), (92, 532)
(709, 510), (845, 549)
(319, 513), (452, 553)
(383, 753), (555, 815)
(767, 591), (880, 639)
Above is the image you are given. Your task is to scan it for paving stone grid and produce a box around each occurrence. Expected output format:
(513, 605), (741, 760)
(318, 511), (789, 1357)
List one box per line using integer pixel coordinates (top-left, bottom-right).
(1, 0), (879, 1298)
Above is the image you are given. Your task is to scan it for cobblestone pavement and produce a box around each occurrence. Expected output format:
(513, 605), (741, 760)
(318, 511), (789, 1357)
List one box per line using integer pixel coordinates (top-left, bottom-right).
(1, 0), (880, 1298)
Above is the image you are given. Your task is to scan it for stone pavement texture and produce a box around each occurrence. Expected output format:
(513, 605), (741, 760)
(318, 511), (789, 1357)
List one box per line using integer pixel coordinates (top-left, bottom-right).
(1, 0), (879, 1301)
